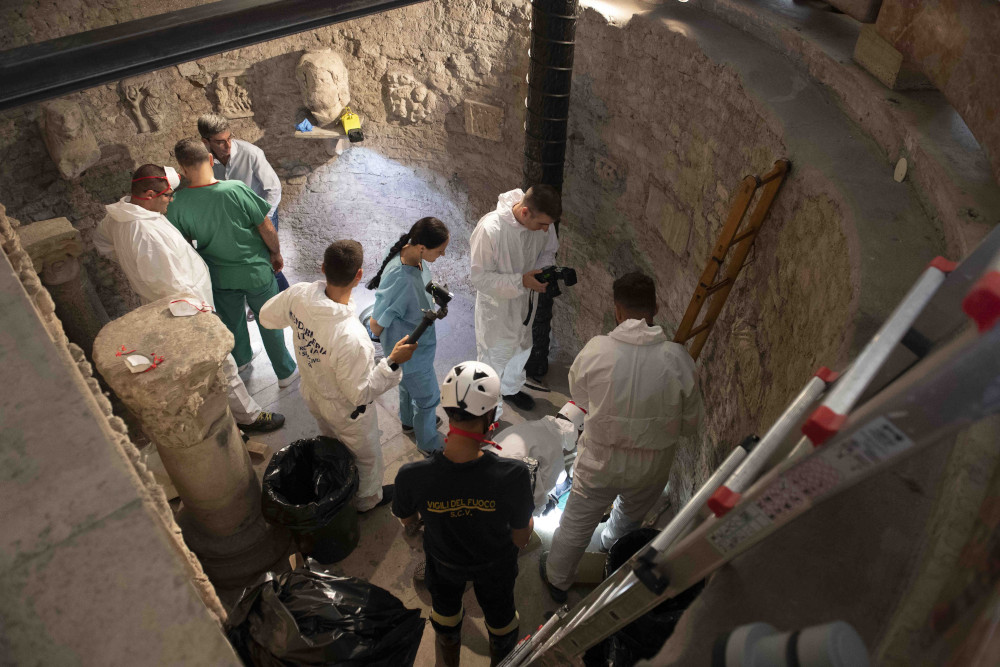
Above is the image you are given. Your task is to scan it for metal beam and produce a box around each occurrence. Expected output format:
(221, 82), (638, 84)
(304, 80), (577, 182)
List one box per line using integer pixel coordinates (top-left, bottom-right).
(0, 0), (428, 111)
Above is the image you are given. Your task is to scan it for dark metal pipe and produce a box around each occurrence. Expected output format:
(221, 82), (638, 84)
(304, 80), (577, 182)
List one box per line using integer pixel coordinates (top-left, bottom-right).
(0, 0), (429, 110)
(522, 0), (578, 192)
(523, 0), (577, 380)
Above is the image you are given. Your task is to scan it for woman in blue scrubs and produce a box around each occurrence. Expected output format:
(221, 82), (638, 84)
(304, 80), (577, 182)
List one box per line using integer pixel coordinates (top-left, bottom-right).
(367, 217), (450, 455)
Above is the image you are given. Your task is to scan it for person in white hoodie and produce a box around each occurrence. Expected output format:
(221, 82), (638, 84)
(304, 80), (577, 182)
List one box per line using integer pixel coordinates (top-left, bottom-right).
(259, 240), (417, 512)
(540, 272), (704, 602)
(470, 185), (561, 414)
(93, 163), (284, 433)
(491, 401), (586, 515)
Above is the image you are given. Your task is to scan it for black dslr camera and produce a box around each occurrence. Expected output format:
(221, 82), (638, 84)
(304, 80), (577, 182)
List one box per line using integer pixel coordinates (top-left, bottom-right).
(536, 266), (578, 297)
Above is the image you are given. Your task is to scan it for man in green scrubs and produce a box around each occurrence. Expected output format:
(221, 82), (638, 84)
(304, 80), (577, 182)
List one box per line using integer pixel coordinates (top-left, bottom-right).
(167, 138), (298, 386)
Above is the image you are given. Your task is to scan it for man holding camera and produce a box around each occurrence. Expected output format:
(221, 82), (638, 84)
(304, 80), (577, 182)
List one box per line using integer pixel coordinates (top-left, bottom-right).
(470, 185), (561, 413)
(540, 273), (704, 602)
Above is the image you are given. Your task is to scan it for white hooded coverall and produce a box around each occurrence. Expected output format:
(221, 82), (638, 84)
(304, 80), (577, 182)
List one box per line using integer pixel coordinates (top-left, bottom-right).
(492, 416), (577, 515)
(470, 189), (558, 398)
(546, 319), (704, 590)
(259, 281), (402, 510)
(94, 197), (262, 424)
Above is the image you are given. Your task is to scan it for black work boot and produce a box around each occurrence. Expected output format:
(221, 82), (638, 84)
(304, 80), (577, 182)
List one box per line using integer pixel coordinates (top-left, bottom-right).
(489, 629), (519, 666)
(435, 630), (462, 667)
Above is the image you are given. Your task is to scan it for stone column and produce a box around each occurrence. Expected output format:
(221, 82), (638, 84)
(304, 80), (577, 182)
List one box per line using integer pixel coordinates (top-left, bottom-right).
(92, 296), (290, 588)
(17, 217), (108, 357)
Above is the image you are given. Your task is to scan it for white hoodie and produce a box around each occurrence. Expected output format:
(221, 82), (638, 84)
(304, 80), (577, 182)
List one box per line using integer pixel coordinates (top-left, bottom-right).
(94, 197), (213, 306)
(258, 281), (400, 418)
(569, 318), (703, 453)
(470, 188), (559, 396)
(492, 415), (577, 514)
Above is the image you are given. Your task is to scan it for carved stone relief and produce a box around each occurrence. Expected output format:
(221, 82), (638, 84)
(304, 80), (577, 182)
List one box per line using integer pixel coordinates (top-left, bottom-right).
(38, 100), (101, 180)
(214, 69), (254, 119)
(385, 72), (436, 124)
(296, 50), (351, 126)
(119, 74), (167, 133)
(463, 100), (504, 142)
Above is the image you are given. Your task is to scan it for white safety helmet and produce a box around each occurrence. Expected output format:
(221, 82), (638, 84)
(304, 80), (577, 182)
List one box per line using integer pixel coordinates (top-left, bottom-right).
(557, 401), (586, 432)
(441, 361), (501, 417)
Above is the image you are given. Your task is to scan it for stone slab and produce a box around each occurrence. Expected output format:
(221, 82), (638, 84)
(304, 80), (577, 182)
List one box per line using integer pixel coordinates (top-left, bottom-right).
(0, 500), (239, 666)
(0, 252), (147, 573)
(853, 24), (932, 91)
(463, 100), (504, 142)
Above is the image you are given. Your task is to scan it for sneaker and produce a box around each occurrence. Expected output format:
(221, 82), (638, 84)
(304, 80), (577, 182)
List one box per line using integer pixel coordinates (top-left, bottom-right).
(277, 368), (299, 388)
(359, 484), (394, 514)
(503, 391), (535, 411)
(240, 411), (285, 433)
(538, 552), (568, 604)
(401, 416), (443, 434)
(236, 345), (263, 373)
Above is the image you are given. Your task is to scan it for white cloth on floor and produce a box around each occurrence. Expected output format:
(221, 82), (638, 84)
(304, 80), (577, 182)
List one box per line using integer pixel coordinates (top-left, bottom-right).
(259, 281), (401, 509)
(95, 197), (262, 423)
(546, 318), (703, 590)
(470, 189), (558, 399)
(492, 416), (576, 514)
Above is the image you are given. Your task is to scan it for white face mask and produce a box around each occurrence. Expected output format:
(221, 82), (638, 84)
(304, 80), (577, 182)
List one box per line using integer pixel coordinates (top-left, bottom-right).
(169, 298), (214, 317)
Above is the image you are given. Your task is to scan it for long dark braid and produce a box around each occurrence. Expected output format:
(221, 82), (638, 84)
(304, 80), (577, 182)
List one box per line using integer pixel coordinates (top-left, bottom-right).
(366, 217), (449, 289)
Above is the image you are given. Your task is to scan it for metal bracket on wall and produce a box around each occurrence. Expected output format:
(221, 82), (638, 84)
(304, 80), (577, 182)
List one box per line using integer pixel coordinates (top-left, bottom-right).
(0, 0), (428, 111)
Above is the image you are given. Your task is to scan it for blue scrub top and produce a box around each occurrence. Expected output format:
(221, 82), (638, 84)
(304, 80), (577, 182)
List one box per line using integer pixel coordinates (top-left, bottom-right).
(372, 254), (436, 370)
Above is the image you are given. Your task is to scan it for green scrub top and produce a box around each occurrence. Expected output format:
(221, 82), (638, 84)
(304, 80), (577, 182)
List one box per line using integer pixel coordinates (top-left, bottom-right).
(166, 180), (273, 290)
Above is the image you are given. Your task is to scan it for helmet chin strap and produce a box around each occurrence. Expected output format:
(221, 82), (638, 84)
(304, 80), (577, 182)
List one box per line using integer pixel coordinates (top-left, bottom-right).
(446, 423), (500, 449)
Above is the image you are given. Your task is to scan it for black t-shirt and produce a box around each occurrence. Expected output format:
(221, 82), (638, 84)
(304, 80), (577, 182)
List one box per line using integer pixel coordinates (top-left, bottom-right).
(393, 451), (534, 568)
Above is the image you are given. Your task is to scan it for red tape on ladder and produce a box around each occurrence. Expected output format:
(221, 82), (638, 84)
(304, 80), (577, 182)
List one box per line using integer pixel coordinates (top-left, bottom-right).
(707, 486), (741, 517)
(802, 406), (847, 446)
(962, 271), (1000, 332)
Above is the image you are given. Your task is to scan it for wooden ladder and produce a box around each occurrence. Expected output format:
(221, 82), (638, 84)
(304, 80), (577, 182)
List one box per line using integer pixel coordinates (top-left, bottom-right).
(674, 159), (790, 360)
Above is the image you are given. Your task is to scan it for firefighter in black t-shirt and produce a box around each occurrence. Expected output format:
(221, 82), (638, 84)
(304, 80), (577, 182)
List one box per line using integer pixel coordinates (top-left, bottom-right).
(393, 361), (535, 666)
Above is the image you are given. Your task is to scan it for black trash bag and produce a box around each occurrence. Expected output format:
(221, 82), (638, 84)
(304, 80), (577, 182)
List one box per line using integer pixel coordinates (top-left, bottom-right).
(227, 568), (425, 666)
(262, 437), (359, 531)
(583, 528), (706, 667)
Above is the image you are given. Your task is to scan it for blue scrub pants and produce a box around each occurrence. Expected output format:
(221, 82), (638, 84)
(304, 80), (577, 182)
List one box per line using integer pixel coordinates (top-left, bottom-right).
(399, 363), (445, 453)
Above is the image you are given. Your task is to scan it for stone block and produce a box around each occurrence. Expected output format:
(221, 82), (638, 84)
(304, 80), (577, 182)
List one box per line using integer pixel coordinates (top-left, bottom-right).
(0, 502), (240, 665)
(16, 217), (82, 274)
(176, 61), (200, 77)
(645, 182), (690, 257)
(463, 100), (504, 142)
(853, 25), (933, 91)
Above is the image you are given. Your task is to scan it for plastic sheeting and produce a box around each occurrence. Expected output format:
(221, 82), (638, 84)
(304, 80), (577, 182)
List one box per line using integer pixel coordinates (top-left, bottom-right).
(227, 568), (425, 666)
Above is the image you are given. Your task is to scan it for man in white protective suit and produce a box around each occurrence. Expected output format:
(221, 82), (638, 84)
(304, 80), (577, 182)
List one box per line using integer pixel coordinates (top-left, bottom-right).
(470, 185), (561, 414)
(491, 401), (585, 515)
(540, 272), (704, 603)
(94, 163), (284, 433)
(259, 240), (417, 512)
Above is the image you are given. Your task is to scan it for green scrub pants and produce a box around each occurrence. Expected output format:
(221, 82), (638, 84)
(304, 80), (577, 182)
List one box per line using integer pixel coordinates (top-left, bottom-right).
(214, 276), (297, 380)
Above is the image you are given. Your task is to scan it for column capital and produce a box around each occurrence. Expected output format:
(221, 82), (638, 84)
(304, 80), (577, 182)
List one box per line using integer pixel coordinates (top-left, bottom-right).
(93, 296), (235, 448)
(16, 217), (84, 281)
